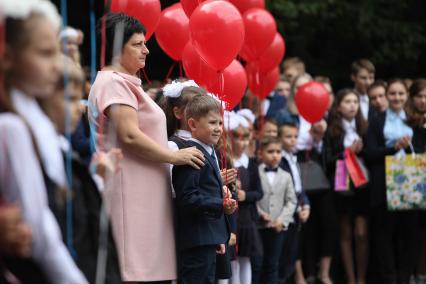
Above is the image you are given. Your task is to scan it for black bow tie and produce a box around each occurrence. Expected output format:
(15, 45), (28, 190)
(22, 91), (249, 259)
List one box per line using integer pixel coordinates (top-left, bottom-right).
(264, 167), (278, 172)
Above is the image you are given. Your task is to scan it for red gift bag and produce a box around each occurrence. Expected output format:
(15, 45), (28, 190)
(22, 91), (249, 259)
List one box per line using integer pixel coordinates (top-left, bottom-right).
(344, 148), (369, 188)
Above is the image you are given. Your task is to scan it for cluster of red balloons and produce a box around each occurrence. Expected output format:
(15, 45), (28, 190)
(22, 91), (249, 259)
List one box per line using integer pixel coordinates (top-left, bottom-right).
(110, 0), (287, 110)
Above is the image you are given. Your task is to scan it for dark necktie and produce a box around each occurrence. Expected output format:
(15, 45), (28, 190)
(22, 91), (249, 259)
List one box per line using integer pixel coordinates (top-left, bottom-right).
(264, 167), (278, 172)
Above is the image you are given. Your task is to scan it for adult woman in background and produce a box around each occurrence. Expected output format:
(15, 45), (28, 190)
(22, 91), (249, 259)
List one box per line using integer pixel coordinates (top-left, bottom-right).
(365, 79), (417, 284)
(88, 13), (204, 282)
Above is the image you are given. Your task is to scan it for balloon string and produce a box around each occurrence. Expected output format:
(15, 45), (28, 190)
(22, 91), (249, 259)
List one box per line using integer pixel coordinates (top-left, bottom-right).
(164, 62), (177, 83)
(179, 61), (183, 78)
(249, 92), (253, 111)
(0, 20), (5, 105)
(142, 68), (151, 84)
(100, 12), (106, 69)
(89, 0), (97, 83)
(259, 100), (264, 135)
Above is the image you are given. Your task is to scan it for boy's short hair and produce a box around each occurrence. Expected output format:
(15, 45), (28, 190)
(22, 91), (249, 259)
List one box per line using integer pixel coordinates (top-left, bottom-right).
(259, 136), (281, 151)
(279, 122), (298, 137)
(281, 57), (305, 73)
(351, 59), (375, 75)
(185, 94), (222, 120)
(367, 80), (387, 95)
(56, 54), (85, 89)
(254, 117), (278, 131)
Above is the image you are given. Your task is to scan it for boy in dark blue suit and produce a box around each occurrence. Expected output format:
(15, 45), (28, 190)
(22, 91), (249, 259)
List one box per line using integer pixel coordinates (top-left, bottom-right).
(278, 122), (311, 284)
(172, 95), (237, 284)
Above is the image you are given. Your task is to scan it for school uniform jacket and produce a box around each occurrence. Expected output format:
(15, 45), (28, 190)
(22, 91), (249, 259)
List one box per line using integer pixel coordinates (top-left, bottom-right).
(257, 164), (298, 229)
(364, 111), (399, 208)
(279, 157), (310, 208)
(172, 140), (230, 251)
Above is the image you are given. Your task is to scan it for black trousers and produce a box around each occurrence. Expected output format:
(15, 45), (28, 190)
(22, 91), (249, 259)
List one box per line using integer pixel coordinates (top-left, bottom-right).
(178, 245), (217, 284)
(371, 205), (418, 284)
(301, 191), (338, 277)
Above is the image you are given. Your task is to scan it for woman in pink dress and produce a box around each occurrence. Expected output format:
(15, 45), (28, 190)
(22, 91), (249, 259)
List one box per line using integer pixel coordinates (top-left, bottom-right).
(88, 13), (205, 283)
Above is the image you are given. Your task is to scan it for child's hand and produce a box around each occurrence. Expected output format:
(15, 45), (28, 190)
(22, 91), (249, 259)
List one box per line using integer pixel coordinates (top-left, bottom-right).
(220, 169), (238, 185)
(93, 148), (123, 179)
(298, 208), (310, 223)
(223, 198), (237, 215)
(0, 205), (32, 258)
(310, 119), (327, 143)
(229, 233), (237, 246)
(350, 140), (363, 154)
(216, 244), (226, 254)
(237, 190), (246, 202)
(270, 222), (284, 232)
(394, 136), (412, 151)
(222, 186), (231, 199)
(260, 213), (272, 222)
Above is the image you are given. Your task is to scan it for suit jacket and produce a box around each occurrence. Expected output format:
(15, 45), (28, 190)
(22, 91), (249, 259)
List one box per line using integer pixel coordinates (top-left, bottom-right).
(257, 164), (298, 228)
(365, 111), (398, 208)
(172, 140), (230, 251)
(412, 125), (426, 153)
(279, 157), (310, 208)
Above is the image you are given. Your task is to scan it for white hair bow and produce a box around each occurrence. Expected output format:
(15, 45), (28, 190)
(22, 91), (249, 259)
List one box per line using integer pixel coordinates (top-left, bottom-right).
(163, 80), (199, 98)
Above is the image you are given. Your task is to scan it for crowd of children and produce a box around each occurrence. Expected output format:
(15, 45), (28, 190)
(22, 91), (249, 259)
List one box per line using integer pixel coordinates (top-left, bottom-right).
(1, 2), (426, 284)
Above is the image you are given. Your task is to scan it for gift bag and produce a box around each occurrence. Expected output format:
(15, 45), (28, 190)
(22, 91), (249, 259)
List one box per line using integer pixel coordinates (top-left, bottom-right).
(300, 160), (330, 192)
(344, 148), (369, 188)
(334, 160), (349, 192)
(385, 152), (426, 210)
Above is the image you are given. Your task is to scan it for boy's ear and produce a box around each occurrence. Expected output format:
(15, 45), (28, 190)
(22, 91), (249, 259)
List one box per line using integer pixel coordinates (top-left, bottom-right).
(187, 117), (196, 131)
(350, 73), (356, 83)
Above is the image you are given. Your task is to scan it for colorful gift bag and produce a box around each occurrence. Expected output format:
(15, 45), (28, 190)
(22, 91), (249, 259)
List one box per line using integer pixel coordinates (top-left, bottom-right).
(334, 160), (349, 192)
(385, 153), (426, 210)
(344, 148), (369, 188)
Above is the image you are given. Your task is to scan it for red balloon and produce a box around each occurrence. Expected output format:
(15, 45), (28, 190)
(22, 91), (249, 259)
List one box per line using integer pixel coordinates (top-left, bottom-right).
(228, 0), (265, 14)
(182, 42), (217, 86)
(190, 0), (245, 71)
(295, 81), (330, 123)
(180, 0), (204, 18)
(246, 63), (279, 99)
(110, 0), (161, 40)
(205, 60), (248, 110)
(156, 3), (189, 61)
(255, 33), (286, 73)
(240, 8), (277, 62)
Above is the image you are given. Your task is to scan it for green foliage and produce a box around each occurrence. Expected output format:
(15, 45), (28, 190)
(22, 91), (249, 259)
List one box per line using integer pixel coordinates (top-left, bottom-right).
(267, 0), (426, 87)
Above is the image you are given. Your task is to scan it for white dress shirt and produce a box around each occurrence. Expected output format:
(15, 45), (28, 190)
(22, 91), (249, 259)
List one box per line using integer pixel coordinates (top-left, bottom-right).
(189, 138), (220, 169)
(296, 115), (323, 152)
(342, 119), (360, 148)
(0, 114), (88, 284)
(233, 153), (249, 169)
(282, 150), (302, 193)
(167, 129), (192, 151)
(11, 88), (67, 187)
(359, 94), (369, 120)
(265, 170), (277, 185)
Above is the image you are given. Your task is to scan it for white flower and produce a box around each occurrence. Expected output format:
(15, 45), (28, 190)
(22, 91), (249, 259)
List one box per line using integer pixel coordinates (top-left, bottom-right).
(163, 80), (199, 98)
(407, 191), (423, 204)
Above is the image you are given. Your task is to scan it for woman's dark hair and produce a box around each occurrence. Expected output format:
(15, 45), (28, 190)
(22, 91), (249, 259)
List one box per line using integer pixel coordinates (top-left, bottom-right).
(98, 13), (146, 66)
(406, 79), (426, 127)
(327, 88), (368, 138)
(160, 86), (206, 138)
